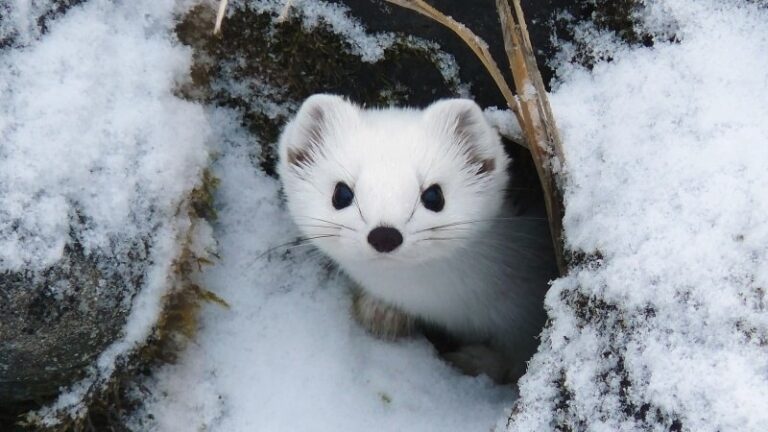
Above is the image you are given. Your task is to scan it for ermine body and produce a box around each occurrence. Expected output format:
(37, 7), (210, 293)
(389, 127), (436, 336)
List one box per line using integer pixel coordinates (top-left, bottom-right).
(278, 94), (555, 380)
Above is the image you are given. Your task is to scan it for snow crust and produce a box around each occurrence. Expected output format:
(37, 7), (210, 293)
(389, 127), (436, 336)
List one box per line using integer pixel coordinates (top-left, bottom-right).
(510, 1), (768, 430)
(129, 107), (514, 431)
(1, 0), (210, 422)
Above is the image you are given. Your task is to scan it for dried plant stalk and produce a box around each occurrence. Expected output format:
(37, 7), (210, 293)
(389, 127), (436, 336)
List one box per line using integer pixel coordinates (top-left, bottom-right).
(496, 0), (566, 272)
(213, 0), (229, 35)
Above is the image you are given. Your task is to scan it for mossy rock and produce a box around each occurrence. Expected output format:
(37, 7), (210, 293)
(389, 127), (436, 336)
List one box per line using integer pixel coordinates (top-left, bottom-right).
(176, 3), (477, 175)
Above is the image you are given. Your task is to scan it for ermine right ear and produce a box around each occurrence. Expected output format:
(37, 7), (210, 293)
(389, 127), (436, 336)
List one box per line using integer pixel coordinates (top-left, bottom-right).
(424, 99), (502, 176)
(280, 94), (356, 169)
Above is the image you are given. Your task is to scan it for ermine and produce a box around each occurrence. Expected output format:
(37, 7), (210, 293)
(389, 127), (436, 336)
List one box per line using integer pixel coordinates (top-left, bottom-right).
(278, 94), (556, 382)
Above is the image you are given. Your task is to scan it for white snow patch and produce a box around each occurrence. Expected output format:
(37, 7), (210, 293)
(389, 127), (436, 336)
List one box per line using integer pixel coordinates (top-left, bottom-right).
(130, 108), (515, 431)
(0, 0), (208, 271)
(511, 0), (768, 430)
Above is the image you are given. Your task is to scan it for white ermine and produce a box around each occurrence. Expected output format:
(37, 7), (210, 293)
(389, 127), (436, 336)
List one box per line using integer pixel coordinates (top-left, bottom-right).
(278, 94), (555, 382)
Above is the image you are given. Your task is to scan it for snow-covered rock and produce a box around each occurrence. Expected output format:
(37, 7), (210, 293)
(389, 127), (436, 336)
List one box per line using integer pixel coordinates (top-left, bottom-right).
(0, 0), (210, 422)
(508, 1), (768, 431)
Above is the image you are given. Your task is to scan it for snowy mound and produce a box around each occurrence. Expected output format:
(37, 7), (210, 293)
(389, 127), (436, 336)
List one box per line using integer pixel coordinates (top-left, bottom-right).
(510, 1), (768, 430)
(0, 0), (210, 421)
(0, 0), (208, 271)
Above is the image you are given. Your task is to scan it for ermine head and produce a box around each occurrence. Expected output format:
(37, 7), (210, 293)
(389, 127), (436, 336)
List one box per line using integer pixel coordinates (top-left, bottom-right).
(278, 94), (510, 266)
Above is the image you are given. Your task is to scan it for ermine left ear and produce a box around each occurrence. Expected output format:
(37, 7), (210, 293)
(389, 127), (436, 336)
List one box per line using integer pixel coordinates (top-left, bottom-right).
(279, 94), (357, 170)
(424, 99), (500, 176)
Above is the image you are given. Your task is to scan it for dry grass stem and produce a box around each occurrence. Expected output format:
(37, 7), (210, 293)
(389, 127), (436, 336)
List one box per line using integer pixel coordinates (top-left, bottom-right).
(213, 0), (228, 35)
(496, 0), (566, 273)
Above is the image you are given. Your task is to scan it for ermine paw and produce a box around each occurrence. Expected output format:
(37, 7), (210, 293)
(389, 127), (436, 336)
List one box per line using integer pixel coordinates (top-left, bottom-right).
(351, 289), (415, 340)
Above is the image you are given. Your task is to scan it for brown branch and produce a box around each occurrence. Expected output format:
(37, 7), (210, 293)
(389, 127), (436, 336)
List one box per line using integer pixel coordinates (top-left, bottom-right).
(382, 0), (523, 129)
(496, 0), (566, 273)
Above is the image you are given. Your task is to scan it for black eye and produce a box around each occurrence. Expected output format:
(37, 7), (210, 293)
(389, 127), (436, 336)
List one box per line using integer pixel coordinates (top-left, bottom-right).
(421, 184), (444, 212)
(332, 182), (354, 210)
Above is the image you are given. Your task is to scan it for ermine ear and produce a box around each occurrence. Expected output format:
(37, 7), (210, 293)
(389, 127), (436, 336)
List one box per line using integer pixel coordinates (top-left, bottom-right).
(424, 99), (500, 176)
(280, 94), (356, 169)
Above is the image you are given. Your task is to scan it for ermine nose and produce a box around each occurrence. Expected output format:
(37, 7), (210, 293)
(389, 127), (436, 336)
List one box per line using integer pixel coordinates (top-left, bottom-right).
(367, 226), (403, 253)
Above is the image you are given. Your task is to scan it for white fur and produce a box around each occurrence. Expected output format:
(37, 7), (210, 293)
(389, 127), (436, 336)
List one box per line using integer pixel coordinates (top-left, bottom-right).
(278, 94), (554, 368)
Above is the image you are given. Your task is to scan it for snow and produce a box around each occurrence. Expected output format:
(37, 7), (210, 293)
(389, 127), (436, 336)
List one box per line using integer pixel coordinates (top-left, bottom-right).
(0, 0), (208, 271)
(510, 0), (768, 430)
(1, 0), (210, 423)
(484, 107), (524, 144)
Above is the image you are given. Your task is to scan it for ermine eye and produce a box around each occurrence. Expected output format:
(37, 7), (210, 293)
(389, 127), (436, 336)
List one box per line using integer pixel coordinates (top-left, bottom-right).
(421, 184), (444, 212)
(332, 182), (354, 210)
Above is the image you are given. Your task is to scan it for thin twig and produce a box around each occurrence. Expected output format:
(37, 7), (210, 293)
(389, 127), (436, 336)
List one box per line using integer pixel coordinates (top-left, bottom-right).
(213, 0), (229, 35)
(382, 0), (523, 128)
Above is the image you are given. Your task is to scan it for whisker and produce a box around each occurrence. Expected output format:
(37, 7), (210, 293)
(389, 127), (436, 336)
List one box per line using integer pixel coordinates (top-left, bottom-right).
(257, 234), (339, 259)
(293, 215), (357, 232)
(412, 216), (547, 234)
(417, 236), (471, 242)
(297, 223), (343, 231)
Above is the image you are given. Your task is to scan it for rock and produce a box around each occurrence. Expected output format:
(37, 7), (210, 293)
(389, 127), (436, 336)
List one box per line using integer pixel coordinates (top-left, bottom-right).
(0, 238), (147, 403)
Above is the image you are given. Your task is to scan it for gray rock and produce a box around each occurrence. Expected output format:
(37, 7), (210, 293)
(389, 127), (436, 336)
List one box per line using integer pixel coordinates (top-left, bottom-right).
(0, 236), (148, 403)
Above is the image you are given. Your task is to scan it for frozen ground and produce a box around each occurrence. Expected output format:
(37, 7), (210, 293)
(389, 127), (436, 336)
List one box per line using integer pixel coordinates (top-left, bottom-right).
(2, 0), (767, 430)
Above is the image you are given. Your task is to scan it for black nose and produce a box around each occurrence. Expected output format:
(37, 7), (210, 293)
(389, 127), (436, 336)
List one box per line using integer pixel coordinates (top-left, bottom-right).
(367, 226), (403, 253)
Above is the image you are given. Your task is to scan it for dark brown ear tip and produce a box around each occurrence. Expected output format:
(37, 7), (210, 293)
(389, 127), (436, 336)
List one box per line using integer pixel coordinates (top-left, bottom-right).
(466, 156), (495, 176)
